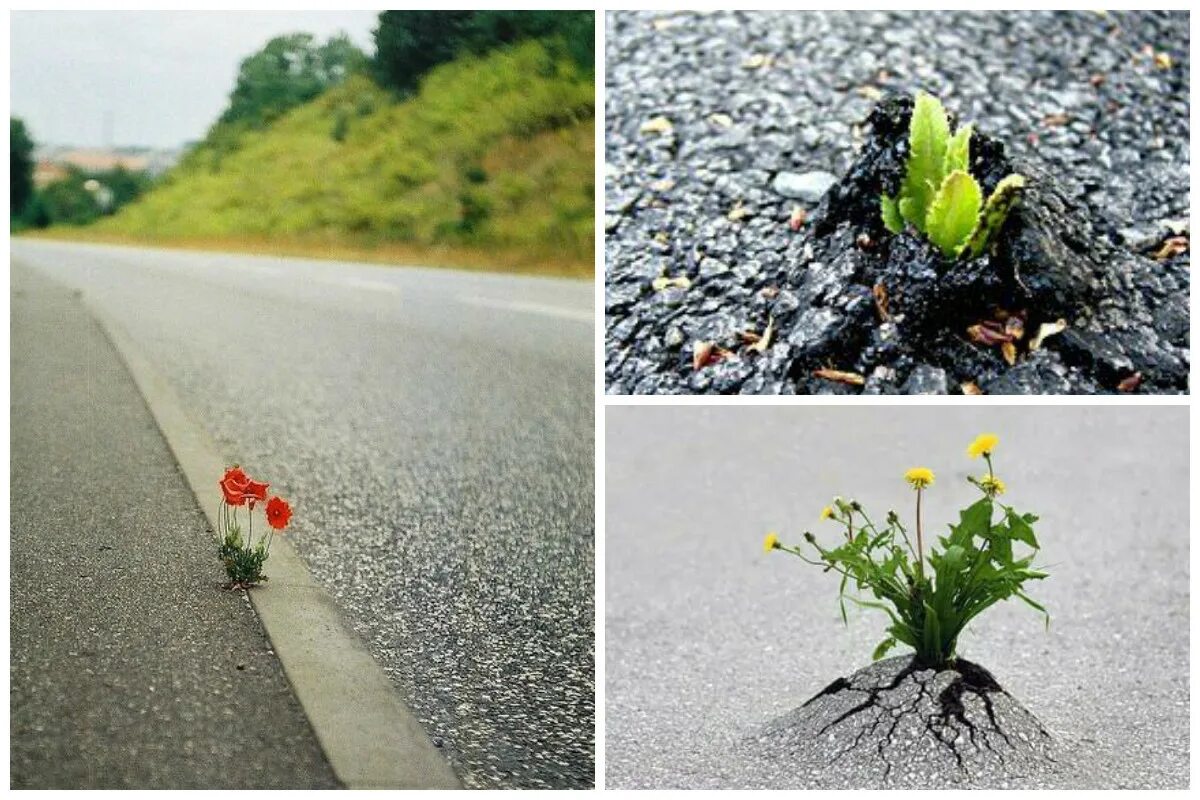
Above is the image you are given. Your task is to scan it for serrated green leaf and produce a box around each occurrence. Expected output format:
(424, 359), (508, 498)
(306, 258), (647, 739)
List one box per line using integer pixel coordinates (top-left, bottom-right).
(943, 124), (972, 175)
(1005, 508), (1039, 548)
(872, 637), (898, 661)
(881, 194), (903, 233)
(965, 173), (1026, 257)
(950, 497), (993, 546)
(900, 92), (951, 228)
(924, 170), (983, 257)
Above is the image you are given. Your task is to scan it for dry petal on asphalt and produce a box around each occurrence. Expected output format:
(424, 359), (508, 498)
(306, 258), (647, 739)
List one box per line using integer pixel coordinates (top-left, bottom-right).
(639, 116), (673, 136)
(1117, 372), (1143, 392)
(813, 368), (865, 386)
(747, 317), (775, 355)
(967, 321), (1013, 346)
(1151, 235), (1189, 260)
(961, 381), (984, 395)
(788, 206), (808, 231)
(651, 275), (691, 292)
(872, 283), (890, 321)
(1029, 318), (1069, 351)
(1000, 341), (1018, 366)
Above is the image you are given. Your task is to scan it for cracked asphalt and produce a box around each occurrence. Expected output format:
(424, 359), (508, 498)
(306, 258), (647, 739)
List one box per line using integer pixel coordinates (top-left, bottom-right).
(755, 656), (1055, 788)
(605, 405), (1188, 788)
(11, 239), (594, 789)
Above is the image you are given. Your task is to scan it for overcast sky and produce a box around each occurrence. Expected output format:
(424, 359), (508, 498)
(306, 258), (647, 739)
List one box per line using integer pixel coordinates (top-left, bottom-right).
(10, 11), (379, 149)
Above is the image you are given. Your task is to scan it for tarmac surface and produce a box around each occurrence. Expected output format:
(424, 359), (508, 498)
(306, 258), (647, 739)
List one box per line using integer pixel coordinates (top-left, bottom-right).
(10, 239), (595, 789)
(604, 10), (1190, 394)
(605, 405), (1188, 788)
(9, 265), (338, 788)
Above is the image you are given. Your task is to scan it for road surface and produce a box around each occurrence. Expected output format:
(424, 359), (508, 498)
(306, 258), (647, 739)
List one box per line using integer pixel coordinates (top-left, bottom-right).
(11, 239), (595, 789)
(605, 405), (1188, 788)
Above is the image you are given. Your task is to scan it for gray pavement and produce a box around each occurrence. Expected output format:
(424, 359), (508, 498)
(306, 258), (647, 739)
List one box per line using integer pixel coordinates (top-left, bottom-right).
(605, 405), (1188, 788)
(9, 264), (338, 789)
(11, 238), (595, 789)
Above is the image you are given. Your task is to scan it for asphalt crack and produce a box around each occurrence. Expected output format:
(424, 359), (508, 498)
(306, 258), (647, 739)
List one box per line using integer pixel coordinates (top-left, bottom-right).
(754, 655), (1057, 787)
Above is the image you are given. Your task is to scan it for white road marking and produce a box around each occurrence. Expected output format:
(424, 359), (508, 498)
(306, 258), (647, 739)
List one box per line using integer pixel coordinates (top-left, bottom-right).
(459, 295), (592, 323)
(335, 276), (401, 293)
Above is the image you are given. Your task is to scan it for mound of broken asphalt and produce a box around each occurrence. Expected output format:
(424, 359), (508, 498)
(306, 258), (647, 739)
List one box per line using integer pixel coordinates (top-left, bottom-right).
(751, 655), (1057, 788)
(604, 11), (1190, 395)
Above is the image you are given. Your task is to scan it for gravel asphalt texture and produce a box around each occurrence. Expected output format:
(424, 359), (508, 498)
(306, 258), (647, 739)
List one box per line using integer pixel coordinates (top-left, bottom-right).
(605, 405), (1188, 788)
(11, 239), (595, 789)
(604, 10), (1190, 394)
(10, 264), (337, 788)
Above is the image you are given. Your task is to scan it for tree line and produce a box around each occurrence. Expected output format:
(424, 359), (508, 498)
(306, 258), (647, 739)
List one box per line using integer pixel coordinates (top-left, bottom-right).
(10, 11), (594, 228)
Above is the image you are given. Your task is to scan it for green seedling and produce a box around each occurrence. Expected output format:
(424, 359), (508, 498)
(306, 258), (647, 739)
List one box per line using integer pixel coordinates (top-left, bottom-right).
(881, 93), (1026, 259)
(764, 433), (1049, 668)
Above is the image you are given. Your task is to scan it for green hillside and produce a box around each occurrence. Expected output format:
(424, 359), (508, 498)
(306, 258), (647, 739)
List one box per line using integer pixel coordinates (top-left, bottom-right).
(92, 40), (594, 274)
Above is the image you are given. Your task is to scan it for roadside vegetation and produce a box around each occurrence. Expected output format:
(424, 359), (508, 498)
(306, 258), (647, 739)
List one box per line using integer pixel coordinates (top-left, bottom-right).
(14, 12), (595, 277)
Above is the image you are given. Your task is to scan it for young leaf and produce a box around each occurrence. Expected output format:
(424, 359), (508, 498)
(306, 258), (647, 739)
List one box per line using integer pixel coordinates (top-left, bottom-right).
(881, 194), (903, 233)
(964, 173), (1027, 257)
(900, 92), (951, 229)
(943, 124), (972, 175)
(872, 637), (898, 661)
(924, 170), (983, 257)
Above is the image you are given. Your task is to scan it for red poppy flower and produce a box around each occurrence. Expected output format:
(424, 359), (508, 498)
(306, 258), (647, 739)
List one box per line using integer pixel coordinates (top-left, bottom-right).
(265, 496), (292, 530)
(245, 479), (270, 506)
(220, 466), (250, 506)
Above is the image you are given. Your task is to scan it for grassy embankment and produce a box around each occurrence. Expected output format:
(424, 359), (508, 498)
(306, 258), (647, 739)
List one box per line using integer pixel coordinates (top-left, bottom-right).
(27, 40), (595, 278)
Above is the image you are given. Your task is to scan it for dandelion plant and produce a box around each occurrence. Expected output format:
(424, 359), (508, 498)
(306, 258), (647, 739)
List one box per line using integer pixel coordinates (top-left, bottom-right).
(881, 93), (1026, 259)
(764, 433), (1049, 667)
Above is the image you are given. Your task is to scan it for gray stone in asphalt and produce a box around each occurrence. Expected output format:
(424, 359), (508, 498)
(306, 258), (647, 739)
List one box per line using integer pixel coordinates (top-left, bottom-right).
(753, 656), (1057, 788)
(771, 170), (838, 202)
(604, 405), (1188, 789)
(9, 264), (338, 789)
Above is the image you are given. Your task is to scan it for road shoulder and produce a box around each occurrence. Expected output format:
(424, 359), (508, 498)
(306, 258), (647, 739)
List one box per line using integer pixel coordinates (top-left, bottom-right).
(10, 263), (339, 789)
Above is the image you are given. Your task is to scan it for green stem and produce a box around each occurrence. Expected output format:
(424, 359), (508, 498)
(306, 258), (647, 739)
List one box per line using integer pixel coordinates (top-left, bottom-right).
(915, 488), (925, 580)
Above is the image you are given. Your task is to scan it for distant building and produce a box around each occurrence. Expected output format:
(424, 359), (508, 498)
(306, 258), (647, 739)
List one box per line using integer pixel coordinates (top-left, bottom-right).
(32, 160), (68, 189)
(31, 146), (182, 187)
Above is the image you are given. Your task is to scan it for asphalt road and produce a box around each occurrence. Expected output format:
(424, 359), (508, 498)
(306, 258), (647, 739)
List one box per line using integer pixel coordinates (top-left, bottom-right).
(10, 265), (337, 789)
(11, 239), (595, 789)
(605, 405), (1188, 788)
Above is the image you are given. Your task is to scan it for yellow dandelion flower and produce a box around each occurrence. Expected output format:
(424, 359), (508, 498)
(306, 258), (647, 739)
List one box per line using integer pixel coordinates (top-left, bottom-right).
(979, 475), (1006, 496)
(763, 532), (780, 553)
(967, 433), (999, 459)
(820, 506), (834, 521)
(904, 467), (935, 489)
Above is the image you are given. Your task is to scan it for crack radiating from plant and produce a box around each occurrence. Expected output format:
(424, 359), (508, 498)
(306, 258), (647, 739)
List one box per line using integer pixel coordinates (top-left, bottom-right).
(806, 658), (1050, 780)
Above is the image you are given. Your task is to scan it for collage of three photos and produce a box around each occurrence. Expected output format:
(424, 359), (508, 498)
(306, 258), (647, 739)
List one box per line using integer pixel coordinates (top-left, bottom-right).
(7, 8), (1190, 791)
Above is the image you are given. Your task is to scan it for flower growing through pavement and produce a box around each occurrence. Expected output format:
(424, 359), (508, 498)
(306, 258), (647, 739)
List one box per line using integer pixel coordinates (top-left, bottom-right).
(763, 532), (780, 553)
(217, 465), (291, 587)
(220, 466), (250, 506)
(762, 433), (1048, 667)
(977, 474), (1006, 497)
(904, 467), (935, 489)
(265, 496), (292, 530)
(820, 506), (834, 521)
(967, 432), (999, 459)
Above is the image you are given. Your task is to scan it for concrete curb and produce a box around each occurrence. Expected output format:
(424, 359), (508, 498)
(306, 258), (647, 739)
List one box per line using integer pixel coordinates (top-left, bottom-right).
(93, 307), (461, 789)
